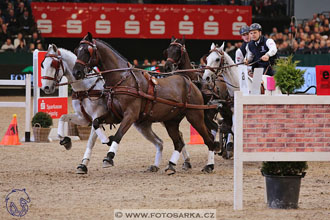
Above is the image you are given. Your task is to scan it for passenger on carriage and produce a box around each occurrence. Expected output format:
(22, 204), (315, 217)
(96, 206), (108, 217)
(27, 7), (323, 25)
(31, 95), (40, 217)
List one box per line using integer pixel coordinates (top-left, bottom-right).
(244, 23), (279, 76)
(235, 25), (250, 65)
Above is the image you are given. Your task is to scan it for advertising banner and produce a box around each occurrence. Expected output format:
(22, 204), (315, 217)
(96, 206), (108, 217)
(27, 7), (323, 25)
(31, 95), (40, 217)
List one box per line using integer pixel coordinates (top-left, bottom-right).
(315, 65), (330, 95)
(31, 3), (251, 40)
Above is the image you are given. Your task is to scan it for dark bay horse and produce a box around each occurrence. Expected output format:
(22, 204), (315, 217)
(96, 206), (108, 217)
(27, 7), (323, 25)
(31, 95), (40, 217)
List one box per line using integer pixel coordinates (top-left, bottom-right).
(73, 32), (216, 173)
(163, 37), (232, 155)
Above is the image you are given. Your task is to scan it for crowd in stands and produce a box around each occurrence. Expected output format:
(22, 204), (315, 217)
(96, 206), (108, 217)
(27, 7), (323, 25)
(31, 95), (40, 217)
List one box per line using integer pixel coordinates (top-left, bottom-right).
(0, 0), (329, 60)
(0, 0), (45, 53)
(224, 12), (330, 62)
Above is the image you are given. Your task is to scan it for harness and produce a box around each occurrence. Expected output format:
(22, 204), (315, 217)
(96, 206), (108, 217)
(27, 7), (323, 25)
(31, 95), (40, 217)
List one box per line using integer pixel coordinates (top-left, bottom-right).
(165, 40), (186, 67)
(71, 77), (104, 123)
(75, 39), (100, 73)
(41, 50), (65, 84)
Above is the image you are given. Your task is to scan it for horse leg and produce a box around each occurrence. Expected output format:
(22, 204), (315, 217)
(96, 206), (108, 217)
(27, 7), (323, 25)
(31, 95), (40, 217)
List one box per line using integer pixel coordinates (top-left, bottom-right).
(204, 109), (220, 152)
(103, 112), (138, 168)
(76, 126), (98, 174)
(92, 114), (111, 144)
(163, 120), (184, 175)
(58, 113), (89, 150)
(134, 121), (163, 172)
(186, 110), (215, 173)
(179, 132), (192, 171)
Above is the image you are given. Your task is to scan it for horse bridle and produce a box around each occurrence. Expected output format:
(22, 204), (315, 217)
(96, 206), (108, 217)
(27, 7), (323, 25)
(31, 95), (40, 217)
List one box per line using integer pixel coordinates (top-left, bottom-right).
(204, 48), (225, 76)
(166, 40), (186, 67)
(41, 50), (65, 84)
(75, 39), (99, 74)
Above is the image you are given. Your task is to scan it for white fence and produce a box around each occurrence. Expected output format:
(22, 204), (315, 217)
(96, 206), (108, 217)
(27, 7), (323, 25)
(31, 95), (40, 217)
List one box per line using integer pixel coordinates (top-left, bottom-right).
(233, 91), (330, 210)
(0, 74), (31, 142)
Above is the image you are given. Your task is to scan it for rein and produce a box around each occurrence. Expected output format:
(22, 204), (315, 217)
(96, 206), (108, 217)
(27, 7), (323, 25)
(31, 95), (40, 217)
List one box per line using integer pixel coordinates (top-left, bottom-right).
(84, 61), (254, 79)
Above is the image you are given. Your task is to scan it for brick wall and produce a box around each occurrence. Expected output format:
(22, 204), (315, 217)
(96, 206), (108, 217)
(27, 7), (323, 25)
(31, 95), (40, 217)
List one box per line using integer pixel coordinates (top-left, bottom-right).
(243, 104), (330, 152)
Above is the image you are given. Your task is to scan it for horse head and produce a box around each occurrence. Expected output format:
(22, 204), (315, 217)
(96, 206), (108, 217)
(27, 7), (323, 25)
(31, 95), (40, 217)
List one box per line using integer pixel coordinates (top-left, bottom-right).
(73, 32), (99, 80)
(202, 42), (225, 83)
(163, 36), (186, 72)
(41, 44), (65, 94)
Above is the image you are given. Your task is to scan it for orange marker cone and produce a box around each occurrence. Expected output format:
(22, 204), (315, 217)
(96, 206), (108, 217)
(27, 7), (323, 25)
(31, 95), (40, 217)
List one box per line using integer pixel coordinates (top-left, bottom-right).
(188, 125), (204, 145)
(0, 114), (21, 145)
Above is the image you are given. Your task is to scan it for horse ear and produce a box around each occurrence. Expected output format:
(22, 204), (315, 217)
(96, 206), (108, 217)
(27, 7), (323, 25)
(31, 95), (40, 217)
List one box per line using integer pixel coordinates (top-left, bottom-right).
(219, 42), (225, 52)
(201, 54), (207, 65)
(52, 44), (57, 52)
(211, 43), (216, 50)
(182, 36), (185, 45)
(171, 36), (175, 42)
(163, 49), (168, 59)
(87, 32), (93, 41)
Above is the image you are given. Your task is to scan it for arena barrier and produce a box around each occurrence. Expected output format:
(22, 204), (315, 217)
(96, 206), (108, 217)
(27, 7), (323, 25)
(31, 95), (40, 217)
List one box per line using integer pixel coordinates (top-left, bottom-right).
(0, 74), (31, 142)
(233, 91), (330, 210)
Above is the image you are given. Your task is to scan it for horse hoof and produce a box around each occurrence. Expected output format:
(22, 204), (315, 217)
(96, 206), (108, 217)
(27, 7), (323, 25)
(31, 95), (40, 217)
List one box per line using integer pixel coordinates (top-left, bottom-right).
(226, 151), (234, 159)
(165, 163), (176, 175)
(76, 164), (88, 174)
(60, 137), (72, 150)
(222, 151), (228, 159)
(103, 157), (114, 168)
(146, 165), (160, 172)
(226, 142), (233, 152)
(202, 164), (214, 173)
(182, 161), (192, 171)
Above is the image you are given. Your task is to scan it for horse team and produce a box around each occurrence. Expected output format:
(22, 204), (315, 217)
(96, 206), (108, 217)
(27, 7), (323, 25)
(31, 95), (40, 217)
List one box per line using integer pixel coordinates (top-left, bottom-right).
(41, 32), (239, 175)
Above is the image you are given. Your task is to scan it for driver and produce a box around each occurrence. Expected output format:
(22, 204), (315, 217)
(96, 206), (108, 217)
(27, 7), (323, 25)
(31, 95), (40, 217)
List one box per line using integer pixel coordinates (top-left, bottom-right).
(244, 23), (278, 76)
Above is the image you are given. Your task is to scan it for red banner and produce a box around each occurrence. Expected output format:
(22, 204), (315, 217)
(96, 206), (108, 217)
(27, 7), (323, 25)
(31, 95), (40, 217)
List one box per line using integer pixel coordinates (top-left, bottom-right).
(37, 51), (47, 88)
(315, 65), (330, 95)
(31, 3), (251, 40)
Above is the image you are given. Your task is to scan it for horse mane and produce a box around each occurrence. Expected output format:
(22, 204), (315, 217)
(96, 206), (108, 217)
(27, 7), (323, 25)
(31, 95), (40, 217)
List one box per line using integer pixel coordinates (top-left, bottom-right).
(58, 48), (76, 57)
(95, 39), (128, 62)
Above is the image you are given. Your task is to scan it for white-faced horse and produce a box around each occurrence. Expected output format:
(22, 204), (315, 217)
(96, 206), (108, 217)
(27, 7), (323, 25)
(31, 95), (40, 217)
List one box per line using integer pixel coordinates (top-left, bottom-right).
(202, 43), (282, 157)
(202, 43), (241, 156)
(41, 44), (166, 174)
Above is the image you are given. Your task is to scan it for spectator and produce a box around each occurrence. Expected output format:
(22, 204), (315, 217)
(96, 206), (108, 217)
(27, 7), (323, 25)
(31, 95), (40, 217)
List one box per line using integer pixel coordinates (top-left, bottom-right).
(320, 40), (327, 54)
(18, 10), (35, 35)
(1, 37), (15, 51)
(326, 40), (330, 53)
(311, 42), (322, 54)
(0, 9), (5, 22)
(27, 42), (35, 53)
(150, 59), (157, 66)
(142, 58), (150, 66)
(132, 59), (139, 66)
(278, 41), (291, 55)
(15, 2), (26, 19)
(295, 40), (308, 54)
(15, 40), (26, 53)
(28, 30), (44, 49)
(36, 42), (44, 50)
(0, 23), (10, 44)
(14, 32), (25, 48)
(321, 25), (330, 36)
(159, 59), (166, 66)
(6, 9), (18, 35)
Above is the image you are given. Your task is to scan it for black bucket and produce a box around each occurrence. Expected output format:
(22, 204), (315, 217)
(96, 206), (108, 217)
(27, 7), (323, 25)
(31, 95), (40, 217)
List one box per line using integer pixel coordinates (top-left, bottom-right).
(263, 172), (305, 209)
